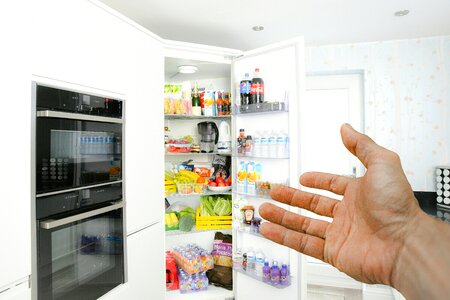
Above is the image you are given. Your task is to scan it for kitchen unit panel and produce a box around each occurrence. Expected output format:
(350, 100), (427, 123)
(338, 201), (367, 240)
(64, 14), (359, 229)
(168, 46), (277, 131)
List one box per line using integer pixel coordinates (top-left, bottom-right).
(99, 222), (165, 300)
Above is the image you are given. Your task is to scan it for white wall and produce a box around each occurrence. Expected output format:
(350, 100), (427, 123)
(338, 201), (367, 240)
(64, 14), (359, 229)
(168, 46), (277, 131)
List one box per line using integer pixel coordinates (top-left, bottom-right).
(1, 0), (165, 297)
(306, 36), (450, 191)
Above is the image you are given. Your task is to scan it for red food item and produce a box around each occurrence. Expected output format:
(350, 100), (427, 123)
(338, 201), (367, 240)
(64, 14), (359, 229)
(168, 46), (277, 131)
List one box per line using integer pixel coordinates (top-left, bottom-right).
(227, 177), (232, 184)
(215, 177), (225, 184)
(224, 182), (230, 187)
(218, 182), (225, 187)
(209, 182), (217, 187)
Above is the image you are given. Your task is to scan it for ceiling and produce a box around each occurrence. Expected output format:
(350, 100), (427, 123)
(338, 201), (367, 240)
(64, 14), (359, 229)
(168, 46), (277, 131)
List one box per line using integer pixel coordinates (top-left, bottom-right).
(99, 0), (450, 50)
(165, 58), (230, 81)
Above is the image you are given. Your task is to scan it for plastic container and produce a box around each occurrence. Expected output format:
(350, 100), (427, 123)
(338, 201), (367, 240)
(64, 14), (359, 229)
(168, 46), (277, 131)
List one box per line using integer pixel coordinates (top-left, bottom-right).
(195, 207), (232, 230)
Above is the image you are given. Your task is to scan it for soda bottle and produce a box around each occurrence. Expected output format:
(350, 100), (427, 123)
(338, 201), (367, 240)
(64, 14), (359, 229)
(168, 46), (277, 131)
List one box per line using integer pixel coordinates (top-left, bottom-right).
(216, 91), (224, 116)
(250, 68), (264, 104)
(240, 73), (251, 105)
(191, 82), (201, 116)
(223, 92), (230, 115)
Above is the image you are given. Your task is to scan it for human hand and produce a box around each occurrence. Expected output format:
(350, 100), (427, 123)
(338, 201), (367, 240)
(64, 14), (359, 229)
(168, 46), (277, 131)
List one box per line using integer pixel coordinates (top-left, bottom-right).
(259, 123), (425, 286)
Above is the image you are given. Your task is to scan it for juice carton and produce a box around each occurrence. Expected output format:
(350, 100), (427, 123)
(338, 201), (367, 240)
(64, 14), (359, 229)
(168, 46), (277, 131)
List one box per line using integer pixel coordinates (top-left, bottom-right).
(246, 162), (256, 195)
(237, 161), (247, 193)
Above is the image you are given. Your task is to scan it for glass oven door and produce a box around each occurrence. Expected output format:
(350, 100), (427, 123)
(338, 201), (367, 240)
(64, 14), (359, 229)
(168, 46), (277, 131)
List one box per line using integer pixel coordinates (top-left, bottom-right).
(37, 203), (124, 300)
(36, 114), (122, 195)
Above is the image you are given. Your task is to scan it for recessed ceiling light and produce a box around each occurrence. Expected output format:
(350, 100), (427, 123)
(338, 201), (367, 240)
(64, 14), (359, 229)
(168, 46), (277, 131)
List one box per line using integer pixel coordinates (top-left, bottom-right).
(178, 65), (198, 74)
(252, 25), (264, 32)
(394, 10), (410, 17)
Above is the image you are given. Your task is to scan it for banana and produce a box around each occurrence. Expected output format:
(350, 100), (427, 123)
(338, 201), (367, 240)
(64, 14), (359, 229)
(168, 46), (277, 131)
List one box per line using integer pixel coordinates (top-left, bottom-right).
(179, 170), (200, 181)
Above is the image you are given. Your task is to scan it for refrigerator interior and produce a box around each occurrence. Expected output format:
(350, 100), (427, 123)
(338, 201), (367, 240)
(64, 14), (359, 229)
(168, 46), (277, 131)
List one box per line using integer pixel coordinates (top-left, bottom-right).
(164, 56), (234, 300)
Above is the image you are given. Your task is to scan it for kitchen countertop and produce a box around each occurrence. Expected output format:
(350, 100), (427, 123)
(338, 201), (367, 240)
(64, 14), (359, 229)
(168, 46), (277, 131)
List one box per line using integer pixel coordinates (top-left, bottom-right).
(414, 191), (450, 224)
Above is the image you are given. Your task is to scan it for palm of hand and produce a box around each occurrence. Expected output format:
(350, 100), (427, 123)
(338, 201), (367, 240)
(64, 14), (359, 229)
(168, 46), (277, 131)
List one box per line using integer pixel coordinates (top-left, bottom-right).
(259, 125), (421, 285)
(323, 163), (416, 284)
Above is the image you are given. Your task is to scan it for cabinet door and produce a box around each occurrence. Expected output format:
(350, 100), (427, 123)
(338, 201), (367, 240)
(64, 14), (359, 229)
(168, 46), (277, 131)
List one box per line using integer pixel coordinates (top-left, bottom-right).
(99, 222), (165, 300)
(232, 37), (306, 300)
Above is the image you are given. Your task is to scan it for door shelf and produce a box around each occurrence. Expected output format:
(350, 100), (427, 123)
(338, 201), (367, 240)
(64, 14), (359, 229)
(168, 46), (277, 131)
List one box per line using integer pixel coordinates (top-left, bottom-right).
(234, 268), (292, 289)
(233, 191), (272, 200)
(165, 114), (232, 120)
(234, 103), (288, 116)
(236, 227), (265, 239)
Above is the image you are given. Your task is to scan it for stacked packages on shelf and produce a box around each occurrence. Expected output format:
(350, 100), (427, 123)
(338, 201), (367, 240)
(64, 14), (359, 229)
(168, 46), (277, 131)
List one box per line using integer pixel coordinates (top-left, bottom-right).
(171, 244), (213, 293)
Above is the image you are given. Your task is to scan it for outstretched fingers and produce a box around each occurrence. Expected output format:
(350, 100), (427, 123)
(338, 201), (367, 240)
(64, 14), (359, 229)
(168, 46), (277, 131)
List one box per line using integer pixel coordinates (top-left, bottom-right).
(260, 222), (325, 260)
(300, 172), (353, 196)
(259, 202), (329, 239)
(270, 184), (341, 217)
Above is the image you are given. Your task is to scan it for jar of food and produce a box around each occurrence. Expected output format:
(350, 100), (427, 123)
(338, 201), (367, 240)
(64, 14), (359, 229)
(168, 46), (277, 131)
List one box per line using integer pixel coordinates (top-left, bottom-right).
(250, 217), (262, 233)
(241, 205), (255, 225)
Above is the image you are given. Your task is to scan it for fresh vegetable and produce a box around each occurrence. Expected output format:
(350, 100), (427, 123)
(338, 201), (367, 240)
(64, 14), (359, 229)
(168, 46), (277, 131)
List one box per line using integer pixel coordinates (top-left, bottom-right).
(165, 212), (179, 230)
(199, 195), (232, 217)
(179, 215), (196, 232)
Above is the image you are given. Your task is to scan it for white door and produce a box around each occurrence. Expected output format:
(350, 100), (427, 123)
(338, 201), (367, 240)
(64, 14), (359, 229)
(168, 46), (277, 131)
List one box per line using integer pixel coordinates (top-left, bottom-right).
(232, 37), (306, 300)
(302, 73), (364, 287)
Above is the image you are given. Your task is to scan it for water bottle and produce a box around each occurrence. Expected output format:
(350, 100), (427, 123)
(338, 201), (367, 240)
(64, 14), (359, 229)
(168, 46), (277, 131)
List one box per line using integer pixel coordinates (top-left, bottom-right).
(253, 132), (261, 157)
(260, 132), (268, 157)
(255, 250), (265, 278)
(86, 134), (93, 154)
(270, 260), (281, 285)
(108, 136), (114, 154)
(262, 260), (271, 283)
(268, 131), (277, 158)
(79, 135), (86, 155)
(276, 131), (286, 158)
(246, 248), (256, 274)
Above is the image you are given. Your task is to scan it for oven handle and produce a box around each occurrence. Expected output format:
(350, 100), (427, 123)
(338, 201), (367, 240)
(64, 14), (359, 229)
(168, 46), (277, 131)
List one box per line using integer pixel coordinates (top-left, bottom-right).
(40, 201), (124, 230)
(37, 110), (123, 124)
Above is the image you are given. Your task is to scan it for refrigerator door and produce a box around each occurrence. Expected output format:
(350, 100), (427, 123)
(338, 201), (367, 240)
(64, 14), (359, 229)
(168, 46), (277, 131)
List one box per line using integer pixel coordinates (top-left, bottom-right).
(232, 37), (306, 300)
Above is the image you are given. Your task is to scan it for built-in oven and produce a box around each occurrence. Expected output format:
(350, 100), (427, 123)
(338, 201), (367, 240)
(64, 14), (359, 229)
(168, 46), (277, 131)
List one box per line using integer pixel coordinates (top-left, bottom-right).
(35, 85), (123, 195)
(37, 183), (125, 300)
(32, 83), (126, 300)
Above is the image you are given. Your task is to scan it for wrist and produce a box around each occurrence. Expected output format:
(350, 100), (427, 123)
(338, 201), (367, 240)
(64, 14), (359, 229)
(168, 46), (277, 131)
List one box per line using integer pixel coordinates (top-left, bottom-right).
(392, 210), (450, 299)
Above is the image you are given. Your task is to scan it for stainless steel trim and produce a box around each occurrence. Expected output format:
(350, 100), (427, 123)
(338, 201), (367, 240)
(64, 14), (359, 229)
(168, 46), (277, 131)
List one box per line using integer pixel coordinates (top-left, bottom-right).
(36, 110), (123, 124)
(40, 201), (124, 229)
(36, 180), (123, 198)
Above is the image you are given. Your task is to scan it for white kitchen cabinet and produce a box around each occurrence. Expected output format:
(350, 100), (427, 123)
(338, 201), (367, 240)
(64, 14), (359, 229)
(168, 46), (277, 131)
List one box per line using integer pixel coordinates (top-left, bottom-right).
(99, 222), (165, 300)
(0, 1), (32, 293)
(30, 0), (165, 235)
(0, 280), (31, 300)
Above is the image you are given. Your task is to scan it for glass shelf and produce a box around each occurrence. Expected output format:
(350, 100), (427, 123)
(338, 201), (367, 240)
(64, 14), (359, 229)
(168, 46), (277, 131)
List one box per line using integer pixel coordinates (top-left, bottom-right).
(165, 152), (231, 156)
(167, 191), (232, 199)
(236, 227), (265, 239)
(165, 114), (231, 120)
(165, 228), (231, 237)
(234, 268), (292, 289)
(234, 103), (288, 116)
(233, 191), (272, 200)
(234, 152), (289, 159)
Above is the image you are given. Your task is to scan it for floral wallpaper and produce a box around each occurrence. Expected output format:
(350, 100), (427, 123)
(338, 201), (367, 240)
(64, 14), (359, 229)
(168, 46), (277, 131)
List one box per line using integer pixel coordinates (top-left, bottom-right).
(306, 36), (450, 191)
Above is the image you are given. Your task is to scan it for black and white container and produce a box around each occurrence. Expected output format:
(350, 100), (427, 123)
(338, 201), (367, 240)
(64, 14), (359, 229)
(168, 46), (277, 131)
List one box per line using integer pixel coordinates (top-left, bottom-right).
(436, 166), (450, 208)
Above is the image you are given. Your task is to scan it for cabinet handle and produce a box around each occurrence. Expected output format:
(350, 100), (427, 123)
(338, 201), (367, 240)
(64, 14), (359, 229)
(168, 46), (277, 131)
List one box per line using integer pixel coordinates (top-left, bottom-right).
(37, 110), (123, 124)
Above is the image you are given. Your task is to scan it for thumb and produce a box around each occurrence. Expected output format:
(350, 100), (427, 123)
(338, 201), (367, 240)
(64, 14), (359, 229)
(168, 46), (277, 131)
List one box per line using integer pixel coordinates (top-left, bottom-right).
(340, 123), (383, 168)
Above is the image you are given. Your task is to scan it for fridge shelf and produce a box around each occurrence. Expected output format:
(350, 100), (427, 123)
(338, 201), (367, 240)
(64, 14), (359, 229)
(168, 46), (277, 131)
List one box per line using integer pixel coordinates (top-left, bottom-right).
(234, 152), (289, 159)
(167, 191), (232, 199)
(166, 285), (233, 300)
(165, 152), (232, 156)
(166, 228), (231, 237)
(236, 227), (265, 239)
(234, 103), (288, 116)
(233, 191), (272, 200)
(234, 268), (292, 289)
(165, 114), (232, 120)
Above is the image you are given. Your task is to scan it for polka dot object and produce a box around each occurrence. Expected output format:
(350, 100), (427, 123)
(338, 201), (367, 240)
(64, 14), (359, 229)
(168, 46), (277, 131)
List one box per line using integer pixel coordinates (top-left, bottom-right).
(436, 167), (450, 208)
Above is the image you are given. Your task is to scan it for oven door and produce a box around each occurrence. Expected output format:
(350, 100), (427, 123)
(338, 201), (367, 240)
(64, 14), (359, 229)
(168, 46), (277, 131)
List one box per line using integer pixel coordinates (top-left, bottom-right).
(36, 112), (122, 195)
(37, 202), (125, 300)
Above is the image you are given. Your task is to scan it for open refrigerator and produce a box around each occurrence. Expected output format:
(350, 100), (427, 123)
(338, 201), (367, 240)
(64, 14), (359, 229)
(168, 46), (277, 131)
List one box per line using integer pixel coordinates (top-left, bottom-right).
(163, 38), (306, 300)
